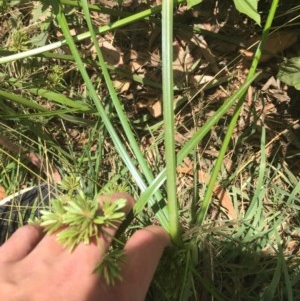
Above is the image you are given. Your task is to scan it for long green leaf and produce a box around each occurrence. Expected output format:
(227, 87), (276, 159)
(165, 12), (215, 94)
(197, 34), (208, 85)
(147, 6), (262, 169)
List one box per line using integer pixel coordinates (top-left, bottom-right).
(79, 0), (168, 229)
(51, 1), (147, 194)
(134, 73), (260, 214)
(162, 0), (182, 244)
(233, 0), (261, 25)
(0, 89), (47, 112)
(195, 0), (279, 225)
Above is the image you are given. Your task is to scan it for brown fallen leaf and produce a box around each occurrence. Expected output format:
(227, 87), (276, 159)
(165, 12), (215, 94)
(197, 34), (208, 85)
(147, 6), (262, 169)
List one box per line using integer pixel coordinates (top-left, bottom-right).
(147, 99), (162, 118)
(177, 166), (237, 220)
(113, 79), (131, 93)
(240, 31), (298, 63)
(286, 240), (300, 255)
(136, 97), (162, 118)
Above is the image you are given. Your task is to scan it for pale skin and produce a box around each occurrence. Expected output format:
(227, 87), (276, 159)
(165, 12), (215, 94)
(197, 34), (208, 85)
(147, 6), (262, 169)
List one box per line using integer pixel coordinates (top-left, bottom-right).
(0, 193), (170, 301)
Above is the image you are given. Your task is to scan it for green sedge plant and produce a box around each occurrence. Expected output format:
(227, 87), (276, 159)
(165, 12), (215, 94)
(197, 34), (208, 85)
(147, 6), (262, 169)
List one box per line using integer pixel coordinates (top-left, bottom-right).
(31, 0), (261, 287)
(1, 0), (298, 299)
(1, 0), (259, 286)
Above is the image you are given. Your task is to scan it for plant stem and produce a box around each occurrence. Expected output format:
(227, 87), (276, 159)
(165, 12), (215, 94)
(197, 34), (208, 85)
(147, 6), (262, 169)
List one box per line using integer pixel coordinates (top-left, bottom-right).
(162, 0), (182, 245)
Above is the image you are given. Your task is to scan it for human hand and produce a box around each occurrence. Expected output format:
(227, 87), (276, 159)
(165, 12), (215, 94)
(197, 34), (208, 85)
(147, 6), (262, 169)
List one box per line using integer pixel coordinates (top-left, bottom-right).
(0, 193), (170, 301)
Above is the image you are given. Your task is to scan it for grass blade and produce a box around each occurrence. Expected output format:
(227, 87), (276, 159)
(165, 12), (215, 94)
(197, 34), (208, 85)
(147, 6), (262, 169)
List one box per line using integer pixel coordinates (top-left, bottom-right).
(51, 1), (147, 193)
(195, 0), (280, 225)
(79, 0), (169, 229)
(134, 73), (260, 214)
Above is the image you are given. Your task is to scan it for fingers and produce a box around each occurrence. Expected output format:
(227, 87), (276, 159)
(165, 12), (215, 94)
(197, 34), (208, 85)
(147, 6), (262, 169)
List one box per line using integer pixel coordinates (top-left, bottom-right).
(115, 226), (170, 301)
(0, 224), (44, 262)
(55, 193), (135, 268)
(29, 193), (135, 261)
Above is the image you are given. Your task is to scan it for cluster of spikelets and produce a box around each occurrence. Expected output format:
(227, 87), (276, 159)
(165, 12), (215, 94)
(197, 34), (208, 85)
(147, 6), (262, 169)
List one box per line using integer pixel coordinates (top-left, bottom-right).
(33, 176), (128, 285)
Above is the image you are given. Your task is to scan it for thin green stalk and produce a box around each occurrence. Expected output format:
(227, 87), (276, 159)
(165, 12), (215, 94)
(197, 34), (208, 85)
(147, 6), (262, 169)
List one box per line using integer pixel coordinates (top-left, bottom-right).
(0, 89), (47, 112)
(60, 0), (131, 17)
(0, 0), (185, 64)
(277, 240), (293, 301)
(80, 0), (168, 228)
(51, 1), (147, 194)
(0, 51), (162, 89)
(241, 125), (266, 240)
(195, 0), (280, 225)
(162, 0), (182, 245)
(261, 237), (282, 300)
